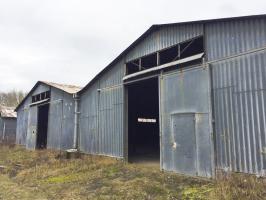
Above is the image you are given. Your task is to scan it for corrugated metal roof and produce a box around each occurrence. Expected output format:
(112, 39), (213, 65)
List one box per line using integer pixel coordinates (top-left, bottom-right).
(0, 105), (17, 118)
(78, 14), (266, 94)
(15, 81), (82, 111)
(40, 81), (82, 94)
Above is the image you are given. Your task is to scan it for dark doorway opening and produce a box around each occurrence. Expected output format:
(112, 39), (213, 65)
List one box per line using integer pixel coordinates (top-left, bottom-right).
(127, 78), (160, 163)
(36, 104), (49, 149)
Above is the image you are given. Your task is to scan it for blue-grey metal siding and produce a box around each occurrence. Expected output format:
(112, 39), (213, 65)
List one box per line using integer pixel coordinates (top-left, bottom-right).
(0, 118), (2, 138)
(0, 118), (3, 139)
(47, 87), (75, 150)
(211, 49), (266, 175)
(16, 103), (30, 145)
(79, 82), (99, 154)
(0, 118), (16, 143)
(126, 24), (203, 62)
(79, 61), (124, 157)
(205, 18), (266, 61)
(98, 86), (123, 157)
(16, 83), (75, 150)
(16, 85), (43, 146)
(161, 67), (213, 177)
(78, 16), (266, 178)
(26, 106), (38, 149)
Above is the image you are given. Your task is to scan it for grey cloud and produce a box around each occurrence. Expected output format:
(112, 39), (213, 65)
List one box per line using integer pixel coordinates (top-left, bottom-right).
(0, 0), (265, 92)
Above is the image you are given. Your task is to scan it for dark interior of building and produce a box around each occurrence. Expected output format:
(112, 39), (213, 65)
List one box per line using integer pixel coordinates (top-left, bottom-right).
(127, 78), (160, 163)
(36, 104), (49, 149)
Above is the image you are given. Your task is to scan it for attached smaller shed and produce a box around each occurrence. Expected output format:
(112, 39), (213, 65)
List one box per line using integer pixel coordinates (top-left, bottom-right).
(15, 81), (81, 150)
(0, 105), (17, 144)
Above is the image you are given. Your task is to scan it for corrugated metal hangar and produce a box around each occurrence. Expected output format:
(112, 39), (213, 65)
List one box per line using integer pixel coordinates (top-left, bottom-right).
(0, 105), (17, 144)
(15, 81), (81, 150)
(16, 14), (266, 178)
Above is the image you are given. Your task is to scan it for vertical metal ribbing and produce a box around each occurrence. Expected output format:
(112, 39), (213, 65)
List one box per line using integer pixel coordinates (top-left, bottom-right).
(232, 60), (242, 172)
(261, 53), (266, 171)
(249, 56), (258, 173)
(243, 57), (253, 173)
(254, 54), (262, 173)
(73, 93), (80, 150)
(220, 62), (227, 168)
(225, 62), (232, 170)
(211, 49), (266, 175)
(2, 122), (6, 141)
(159, 72), (164, 170)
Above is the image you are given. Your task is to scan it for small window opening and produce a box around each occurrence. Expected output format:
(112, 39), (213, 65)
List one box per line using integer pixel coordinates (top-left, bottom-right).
(160, 45), (179, 65)
(125, 36), (204, 76)
(126, 59), (140, 75)
(179, 36), (203, 59)
(45, 91), (50, 99)
(141, 53), (157, 69)
(32, 91), (51, 103)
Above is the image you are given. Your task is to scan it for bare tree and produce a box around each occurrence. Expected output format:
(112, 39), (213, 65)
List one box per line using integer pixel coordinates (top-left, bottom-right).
(0, 90), (27, 107)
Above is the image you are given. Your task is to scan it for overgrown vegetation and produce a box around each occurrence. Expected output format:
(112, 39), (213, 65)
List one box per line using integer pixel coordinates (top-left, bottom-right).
(0, 145), (265, 200)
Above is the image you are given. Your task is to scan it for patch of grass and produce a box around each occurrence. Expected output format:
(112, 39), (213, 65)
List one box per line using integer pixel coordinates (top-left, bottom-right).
(44, 175), (76, 184)
(209, 173), (266, 200)
(182, 185), (213, 200)
(0, 145), (265, 200)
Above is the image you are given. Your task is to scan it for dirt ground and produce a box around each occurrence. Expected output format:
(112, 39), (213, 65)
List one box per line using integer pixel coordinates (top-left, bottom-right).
(0, 145), (265, 200)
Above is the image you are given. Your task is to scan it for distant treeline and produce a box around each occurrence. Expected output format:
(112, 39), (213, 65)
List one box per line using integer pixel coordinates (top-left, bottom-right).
(0, 90), (27, 107)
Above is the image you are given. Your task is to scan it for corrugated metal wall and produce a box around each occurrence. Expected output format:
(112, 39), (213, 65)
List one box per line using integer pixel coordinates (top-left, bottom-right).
(205, 17), (266, 61)
(205, 16), (266, 175)
(211, 50), (266, 175)
(79, 82), (99, 153)
(14, 16), (266, 177)
(16, 83), (75, 150)
(0, 118), (2, 138)
(98, 86), (123, 157)
(26, 106), (37, 149)
(79, 61), (124, 157)
(79, 16), (266, 178)
(47, 87), (75, 150)
(0, 118), (16, 143)
(161, 67), (213, 177)
(16, 90), (34, 146)
(126, 23), (203, 62)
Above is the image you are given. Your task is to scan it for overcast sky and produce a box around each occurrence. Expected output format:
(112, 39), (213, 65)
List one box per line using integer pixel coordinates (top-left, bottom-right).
(0, 0), (265, 92)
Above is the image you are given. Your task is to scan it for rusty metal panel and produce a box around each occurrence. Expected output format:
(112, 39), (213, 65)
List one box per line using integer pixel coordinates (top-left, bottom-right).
(211, 49), (266, 176)
(126, 24), (203, 62)
(26, 106), (37, 149)
(205, 17), (266, 61)
(161, 66), (213, 177)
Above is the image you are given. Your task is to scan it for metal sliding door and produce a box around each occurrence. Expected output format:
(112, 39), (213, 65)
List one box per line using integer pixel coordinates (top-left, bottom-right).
(160, 66), (213, 177)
